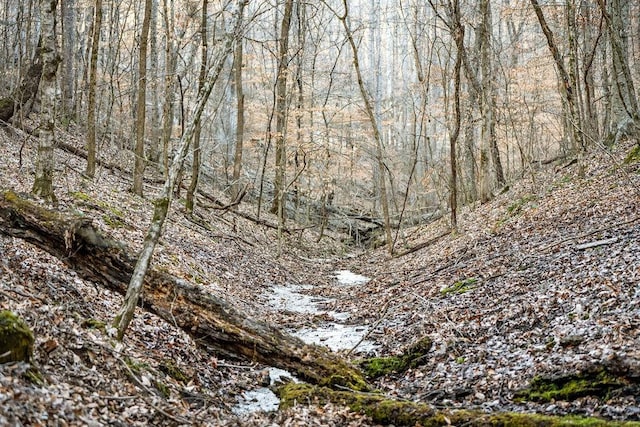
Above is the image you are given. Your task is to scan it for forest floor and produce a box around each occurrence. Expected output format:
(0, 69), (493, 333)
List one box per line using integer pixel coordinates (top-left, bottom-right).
(0, 122), (639, 426)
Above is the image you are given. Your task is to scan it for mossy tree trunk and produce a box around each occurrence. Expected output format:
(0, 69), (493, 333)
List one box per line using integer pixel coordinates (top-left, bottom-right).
(0, 189), (366, 390)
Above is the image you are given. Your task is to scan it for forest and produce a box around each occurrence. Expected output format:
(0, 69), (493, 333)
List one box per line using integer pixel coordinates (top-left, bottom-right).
(0, 0), (639, 425)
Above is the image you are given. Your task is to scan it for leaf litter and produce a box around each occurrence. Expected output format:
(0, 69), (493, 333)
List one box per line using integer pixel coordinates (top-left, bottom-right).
(0, 123), (639, 425)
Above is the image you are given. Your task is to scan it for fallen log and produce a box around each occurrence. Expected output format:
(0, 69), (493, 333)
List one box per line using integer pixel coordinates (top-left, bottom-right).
(0, 190), (367, 391)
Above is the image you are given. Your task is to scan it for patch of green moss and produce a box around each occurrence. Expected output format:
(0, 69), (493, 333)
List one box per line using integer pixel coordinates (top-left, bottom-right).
(624, 145), (640, 164)
(515, 369), (628, 403)
(277, 383), (637, 426)
(70, 191), (92, 202)
(24, 366), (45, 386)
(124, 356), (149, 376)
(360, 337), (432, 379)
(440, 278), (478, 296)
(360, 356), (405, 378)
(507, 194), (538, 216)
(81, 318), (106, 334)
(159, 359), (189, 384)
(102, 213), (125, 229)
(155, 380), (171, 398)
(0, 310), (34, 364)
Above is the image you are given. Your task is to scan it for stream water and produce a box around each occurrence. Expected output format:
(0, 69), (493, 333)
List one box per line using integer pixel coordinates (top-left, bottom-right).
(233, 270), (375, 415)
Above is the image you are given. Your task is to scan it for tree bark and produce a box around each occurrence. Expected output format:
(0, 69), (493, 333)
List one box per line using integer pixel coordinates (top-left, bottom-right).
(0, 52), (42, 124)
(270, 0), (294, 219)
(230, 35), (245, 202)
(132, 0), (152, 196)
(86, 0), (102, 178)
(32, 0), (61, 204)
(0, 190), (366, 390)
(185, 0), (208, 215)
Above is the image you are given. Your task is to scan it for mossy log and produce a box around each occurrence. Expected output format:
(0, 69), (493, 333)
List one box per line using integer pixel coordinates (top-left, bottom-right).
(0, 310), (34, 364)
(359, 337), (432, 379)
(0, 190), (367, 390)
(515, 365), (640, 403)
(278, 383), (640, 427)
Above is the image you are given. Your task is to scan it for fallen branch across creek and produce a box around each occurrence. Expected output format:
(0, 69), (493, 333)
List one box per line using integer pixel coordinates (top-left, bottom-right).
(0, 190), (366, 391)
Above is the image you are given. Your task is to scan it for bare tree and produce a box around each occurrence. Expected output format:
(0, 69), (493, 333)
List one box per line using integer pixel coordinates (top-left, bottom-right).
(186, 0), (208, 215)
(86, 0), (102, 178)
(112, 0), (247, 340)
(230, 34), (245, 202)
(530, 0), (584, 152)
(333, 0), (394, 253)
(270, 0), (294, 221)
(132, 0), (153, 196)
(32, 0), (61, 203)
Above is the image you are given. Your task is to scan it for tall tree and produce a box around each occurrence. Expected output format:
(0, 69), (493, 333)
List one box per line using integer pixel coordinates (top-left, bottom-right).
(113, 0), (248, 340)
(185, 0), (208, 215)
(230, 34), (245, 202)
(597, 0), (639, 139)
(32, 0), (61, 203)
(86, 0), (102, 178)
(60, 0), (75, 119)
(530, 0), (584, 152)
(132, 0), (153, 196)
(270, 0), (294, 219)
(336, 0), (394, 252)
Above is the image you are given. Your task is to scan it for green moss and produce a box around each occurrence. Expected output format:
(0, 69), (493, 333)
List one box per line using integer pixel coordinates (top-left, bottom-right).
(0, 310), (34, 364)
(624, 145), (640, 164)
(81, 318), (106, 334)
(159, 359), (189, 383)
(152, 198), (170, 222)
(515, 369), (628, 403)
(441, 278), (478, 296)
(155, 380), (171, 398)
(277, 383), (638, 426)
(124, 356), (149, 376)
(24, 366), (45, 386)
(360, 337), (432, 379)
(70, 191), (92, 202)
(360, 356), (405, 378)
(507, 194), (538, 216)
(102, 213), (125, 229)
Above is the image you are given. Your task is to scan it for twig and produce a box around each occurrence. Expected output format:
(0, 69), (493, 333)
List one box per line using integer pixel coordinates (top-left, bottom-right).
(345, 300), (390, 357)
(540, 216), (639, 252)
(575, 237), (619, 250)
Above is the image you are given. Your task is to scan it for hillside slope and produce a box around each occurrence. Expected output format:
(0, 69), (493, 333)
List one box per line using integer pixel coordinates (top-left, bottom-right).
(1, 123), (639, 425)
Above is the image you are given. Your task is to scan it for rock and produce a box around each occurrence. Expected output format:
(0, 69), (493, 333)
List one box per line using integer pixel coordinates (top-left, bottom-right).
(0, 310), (34, 364)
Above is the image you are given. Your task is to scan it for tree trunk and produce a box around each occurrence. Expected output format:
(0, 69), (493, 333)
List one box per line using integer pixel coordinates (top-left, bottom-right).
(86, 0), (102, 179)
(230, 36), (245, 202)
(60, 0), (76, 119)
(185, 0), (208, 215)
(32, 0), (61, 204)
(160, 0), (178, 176)
(449, 0), (463, 230)
(338, 0), (394, 254)
(132, 0), (152, 196)
(0, 190), (366, 391)
(270, 0), (294, 219)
